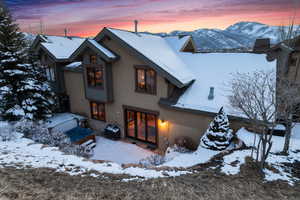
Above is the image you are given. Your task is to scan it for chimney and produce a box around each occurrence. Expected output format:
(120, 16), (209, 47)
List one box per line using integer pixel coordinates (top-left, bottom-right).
(134, 20), (138, 33)
(208, 87), (214, 100)
(64, 28), (68, 37)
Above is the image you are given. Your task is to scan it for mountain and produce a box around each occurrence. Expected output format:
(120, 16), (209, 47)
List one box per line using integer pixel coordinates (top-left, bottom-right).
(162, 22), (300, 51)
(22, 22), (300, 51)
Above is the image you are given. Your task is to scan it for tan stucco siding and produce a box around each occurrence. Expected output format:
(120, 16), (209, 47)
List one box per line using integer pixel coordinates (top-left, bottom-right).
(100, 38), (247, 151)
(64, 71), (106, 130)
(64, 71), (89, 116)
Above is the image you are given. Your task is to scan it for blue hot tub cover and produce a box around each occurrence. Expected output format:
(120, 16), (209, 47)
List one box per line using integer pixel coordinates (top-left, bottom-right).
(65, 127), (94, 143)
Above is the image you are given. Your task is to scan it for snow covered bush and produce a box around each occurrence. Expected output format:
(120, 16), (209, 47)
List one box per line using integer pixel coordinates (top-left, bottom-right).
(174, 136), (197, 150)
(0, 121), (20, 141)
(200, 107), (234, 151)
(164, 145), (190, 162)
(61, 144), (93, 158)
(15, 120), (92, 157)
(139, 154), (165, 167)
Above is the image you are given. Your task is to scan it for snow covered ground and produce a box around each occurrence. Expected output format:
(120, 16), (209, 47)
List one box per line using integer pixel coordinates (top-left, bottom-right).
(91, 136), (155, 164)
(221, 128), (300, 185)
(162, 147), (219, 168)
(1, 119), (299, 184)
(0, 132), (189, 180)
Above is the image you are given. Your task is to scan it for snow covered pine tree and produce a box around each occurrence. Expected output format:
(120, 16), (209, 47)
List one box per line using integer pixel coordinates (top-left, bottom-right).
(200, 107), (234, 150)
(0, 5), (55, 121)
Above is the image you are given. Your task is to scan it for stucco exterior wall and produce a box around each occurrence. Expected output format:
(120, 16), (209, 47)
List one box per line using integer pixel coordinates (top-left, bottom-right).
(287, 52), (300, 84)
(100, 37), (248, 151)
(64, 70), (106, 130)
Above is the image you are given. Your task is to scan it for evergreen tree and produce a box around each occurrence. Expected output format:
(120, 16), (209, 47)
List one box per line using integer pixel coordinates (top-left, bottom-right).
(200, 107), (234, 150)
(0, 4), (55, 121)
(20, 52), (56, 120)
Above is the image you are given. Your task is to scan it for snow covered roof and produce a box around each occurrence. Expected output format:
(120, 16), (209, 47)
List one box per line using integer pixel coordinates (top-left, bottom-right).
(87, 39), (116, 59)
(104, 28), (195, 86)
(69, 39), (116, 62)
(40, 35), (85, 60)
(97, 28), (276, 117)
(46, 113), (86, 129)
(65, 61), (82, 69)
(173, 53), (276, 117)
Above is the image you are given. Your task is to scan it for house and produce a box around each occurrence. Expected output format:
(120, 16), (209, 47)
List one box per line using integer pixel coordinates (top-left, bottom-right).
(31, 35), (85, 112)
(267, 35), (300, 121)
(32, 27), (276, 151)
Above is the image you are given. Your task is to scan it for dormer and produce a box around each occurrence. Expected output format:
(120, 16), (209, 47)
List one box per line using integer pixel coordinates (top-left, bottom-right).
(180, 36), (197, 53)
(70, 39), (117, 103)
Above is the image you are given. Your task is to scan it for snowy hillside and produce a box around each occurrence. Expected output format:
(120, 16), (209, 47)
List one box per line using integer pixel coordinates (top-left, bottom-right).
(160, 22), (300, 51)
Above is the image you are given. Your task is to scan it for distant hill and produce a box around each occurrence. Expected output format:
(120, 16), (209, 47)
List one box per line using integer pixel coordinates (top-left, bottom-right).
(156, 22), (300, 51)
(23, 22), (300, 51)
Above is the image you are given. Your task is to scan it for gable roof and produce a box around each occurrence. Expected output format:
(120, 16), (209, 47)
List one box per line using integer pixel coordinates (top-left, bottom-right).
(95, 28), (195, 88)
(32, 35), (85, 61)
(70, 39), (116, 62)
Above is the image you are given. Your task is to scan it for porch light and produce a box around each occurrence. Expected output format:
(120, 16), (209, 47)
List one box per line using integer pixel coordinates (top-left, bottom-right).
(159, 118), (168, 128)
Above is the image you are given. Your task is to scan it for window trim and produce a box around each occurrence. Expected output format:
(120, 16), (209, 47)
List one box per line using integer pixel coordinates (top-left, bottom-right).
(134, 65), (157, 95)
(90, 101), (106, 122)
(44, 65), (55, 82)
(86, 65), (104, 89)
(123, 105), (159, 146)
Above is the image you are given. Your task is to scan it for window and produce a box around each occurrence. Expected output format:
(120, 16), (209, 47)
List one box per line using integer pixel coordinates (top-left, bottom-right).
(90, 55), (97, 64)
(87, 66), (104, 88)
(45, 65), (55, 81)
(90, 102), (105, 121)
(125, 109), (158, 145)
(135, 67), (156, 94)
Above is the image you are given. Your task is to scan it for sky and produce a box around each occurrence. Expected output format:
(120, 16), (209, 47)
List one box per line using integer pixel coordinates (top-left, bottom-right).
(5, 0), (300, 37)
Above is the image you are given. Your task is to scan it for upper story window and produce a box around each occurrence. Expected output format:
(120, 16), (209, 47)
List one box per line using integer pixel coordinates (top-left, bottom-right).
(90, 101), (106, 121)
(87, 66), (104, 88)
(90, 55), (97, 64)
(135, 66), (156, 95)
(45, 65), (55, 82)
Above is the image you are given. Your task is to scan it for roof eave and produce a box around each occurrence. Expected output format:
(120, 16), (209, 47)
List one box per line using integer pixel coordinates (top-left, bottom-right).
(159, 98), (251, 122)
(70, 39), (117, 63)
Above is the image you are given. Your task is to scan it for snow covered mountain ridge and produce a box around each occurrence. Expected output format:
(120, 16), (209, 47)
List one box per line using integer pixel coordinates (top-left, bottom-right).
(23, 22), (300, 51)
(155, 22), (300, 51)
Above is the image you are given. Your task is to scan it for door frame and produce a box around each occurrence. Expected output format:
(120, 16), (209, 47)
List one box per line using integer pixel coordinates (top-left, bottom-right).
(123, 105), (159, 146)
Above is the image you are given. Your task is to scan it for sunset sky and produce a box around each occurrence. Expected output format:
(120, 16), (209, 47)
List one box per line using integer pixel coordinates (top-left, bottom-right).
(5, 0), (300, 37)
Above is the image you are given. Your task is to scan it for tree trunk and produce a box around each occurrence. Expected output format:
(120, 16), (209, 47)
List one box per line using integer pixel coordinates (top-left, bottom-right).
(283, 122), (292, 155)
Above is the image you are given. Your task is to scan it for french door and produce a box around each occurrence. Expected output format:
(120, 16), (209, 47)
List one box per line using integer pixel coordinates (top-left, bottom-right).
(125, 109), (158, 145)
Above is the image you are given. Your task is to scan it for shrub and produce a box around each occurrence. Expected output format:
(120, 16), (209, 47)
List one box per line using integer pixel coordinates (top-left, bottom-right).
(0, 121), (19, 141)
(139, 154), (165, 167)
(164, 144), (190, 162)
(174, 136), (197, 151)
(60, 144), (93, 158)
(15, 120), (92, 158)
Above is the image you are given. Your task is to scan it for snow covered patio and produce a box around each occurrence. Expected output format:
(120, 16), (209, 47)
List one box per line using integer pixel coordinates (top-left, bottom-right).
(91, 136), (156, 164)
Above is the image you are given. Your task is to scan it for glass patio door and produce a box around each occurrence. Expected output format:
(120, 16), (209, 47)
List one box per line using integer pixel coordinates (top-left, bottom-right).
(125, 109), (157, 145)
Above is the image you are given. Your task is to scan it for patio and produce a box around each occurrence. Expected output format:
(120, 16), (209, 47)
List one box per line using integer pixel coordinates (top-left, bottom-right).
(91, 136), (156, 164)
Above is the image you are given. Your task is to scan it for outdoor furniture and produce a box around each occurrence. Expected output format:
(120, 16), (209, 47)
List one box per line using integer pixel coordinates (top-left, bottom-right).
(80, 139), (96, 154)
(103, 124), (121, 140)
